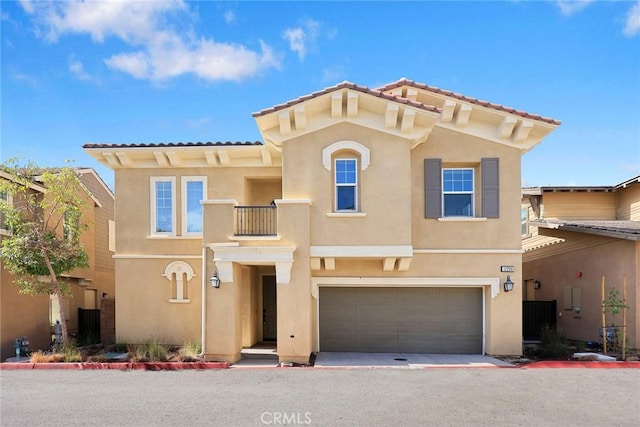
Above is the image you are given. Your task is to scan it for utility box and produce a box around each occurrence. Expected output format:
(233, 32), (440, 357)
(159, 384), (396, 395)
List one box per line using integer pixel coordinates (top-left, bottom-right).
(13, 337), (30, 358)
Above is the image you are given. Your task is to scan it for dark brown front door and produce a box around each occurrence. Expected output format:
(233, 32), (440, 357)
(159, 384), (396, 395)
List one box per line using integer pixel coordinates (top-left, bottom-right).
(263, 276), (277, 341)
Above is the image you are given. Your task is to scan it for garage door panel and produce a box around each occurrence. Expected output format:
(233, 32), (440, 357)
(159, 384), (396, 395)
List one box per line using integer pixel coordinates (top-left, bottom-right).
(320, 287), (483, 354)
(400, 306), (439, 322)
(397, 287), (439, 303)
(355, 288), (394, 303)
(397, 321), (440, 334)
(321, 288), (358, 303)
(356, 321), (396, 335)
(321, 320), (357, 336)
(355, 305), (397, 322)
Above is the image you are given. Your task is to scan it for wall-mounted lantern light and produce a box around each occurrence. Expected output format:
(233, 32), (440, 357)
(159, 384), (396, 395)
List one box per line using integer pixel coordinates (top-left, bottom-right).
(210, 271), (220, 288)
(503, 275), (514, 292)
(533, 280), (541, 290)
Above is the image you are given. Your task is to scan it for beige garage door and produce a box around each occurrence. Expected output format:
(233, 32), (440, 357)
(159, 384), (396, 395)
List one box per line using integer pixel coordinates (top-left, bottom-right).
(319, 287), (483, 354)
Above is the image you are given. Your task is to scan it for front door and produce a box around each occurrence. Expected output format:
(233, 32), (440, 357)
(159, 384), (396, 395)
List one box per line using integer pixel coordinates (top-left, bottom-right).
(262, 276), (277, 341)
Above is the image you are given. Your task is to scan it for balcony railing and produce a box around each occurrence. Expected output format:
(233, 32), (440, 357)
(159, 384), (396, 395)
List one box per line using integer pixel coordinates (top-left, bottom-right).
(234, 205), (277, 236)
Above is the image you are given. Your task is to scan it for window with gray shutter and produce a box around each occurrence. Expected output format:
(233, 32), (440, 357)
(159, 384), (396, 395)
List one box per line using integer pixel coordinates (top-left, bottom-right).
(424, 158), (442, 218)
(481, 158), (499, 218)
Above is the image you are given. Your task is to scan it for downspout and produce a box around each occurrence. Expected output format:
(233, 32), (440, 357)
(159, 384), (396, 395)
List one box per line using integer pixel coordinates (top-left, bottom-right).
(199, 245), (207, 358)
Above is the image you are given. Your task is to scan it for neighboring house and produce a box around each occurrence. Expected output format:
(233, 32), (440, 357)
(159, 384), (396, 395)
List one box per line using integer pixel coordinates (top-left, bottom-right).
(0, 168), (115, 361)
(84, 78), (560, 364)
(522, 176), (639, 348)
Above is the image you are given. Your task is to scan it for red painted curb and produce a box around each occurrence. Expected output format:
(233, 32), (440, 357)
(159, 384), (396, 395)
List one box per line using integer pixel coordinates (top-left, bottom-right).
(523, 361), (640, 369)
(0, 362), (229, 370)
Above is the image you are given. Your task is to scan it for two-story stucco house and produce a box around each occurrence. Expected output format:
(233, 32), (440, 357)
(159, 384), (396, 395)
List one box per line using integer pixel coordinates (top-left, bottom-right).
(522, 176), (639, 349)
(0, 168), (115, 361)
(84, 78), (560, 364)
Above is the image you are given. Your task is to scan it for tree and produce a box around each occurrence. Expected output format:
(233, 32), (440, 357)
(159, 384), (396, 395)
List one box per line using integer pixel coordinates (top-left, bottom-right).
(0, 160), (89, 345)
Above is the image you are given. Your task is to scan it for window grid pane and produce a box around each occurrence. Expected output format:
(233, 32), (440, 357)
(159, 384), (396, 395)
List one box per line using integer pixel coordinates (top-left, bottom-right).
(335, 159), (357, 211)
(185, 181), (203, 233)
(443, 168), (473, 217)
(155, 181), (173, 233)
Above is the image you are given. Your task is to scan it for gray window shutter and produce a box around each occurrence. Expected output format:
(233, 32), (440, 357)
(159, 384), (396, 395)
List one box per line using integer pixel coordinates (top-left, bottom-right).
(482, 158), (499, 218)
(424, 158), (442, 218)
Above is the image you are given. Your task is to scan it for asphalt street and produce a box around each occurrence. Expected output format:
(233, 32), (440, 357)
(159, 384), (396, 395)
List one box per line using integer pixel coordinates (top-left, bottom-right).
(1, 368), (638, 426)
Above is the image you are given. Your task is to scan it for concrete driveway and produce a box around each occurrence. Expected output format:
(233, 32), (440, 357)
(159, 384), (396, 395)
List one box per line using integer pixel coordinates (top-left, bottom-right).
(314, 352), (514, 368)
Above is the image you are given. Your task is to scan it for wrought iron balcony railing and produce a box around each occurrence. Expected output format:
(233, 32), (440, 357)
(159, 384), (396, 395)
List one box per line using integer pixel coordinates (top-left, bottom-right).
(234, 205), (277, 236)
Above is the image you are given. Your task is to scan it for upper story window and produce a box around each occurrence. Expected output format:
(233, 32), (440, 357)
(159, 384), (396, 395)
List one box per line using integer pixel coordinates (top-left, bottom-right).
(443, 169), (474, 216)
(425, 158), (499, 219)
(322, 141), (370, 216)
(182, 177), (206, 235)
(335, 158), (357, 211)
(151, 177), (176, 235)
(521, 208), (529, 237)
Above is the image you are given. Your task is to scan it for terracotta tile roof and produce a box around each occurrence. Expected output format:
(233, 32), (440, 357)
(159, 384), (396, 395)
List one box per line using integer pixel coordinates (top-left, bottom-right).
(83, 141), (262, 149)
(377, 78), (562, 125)
(252, 81), (441, 117)
(533, 219), (640, 241)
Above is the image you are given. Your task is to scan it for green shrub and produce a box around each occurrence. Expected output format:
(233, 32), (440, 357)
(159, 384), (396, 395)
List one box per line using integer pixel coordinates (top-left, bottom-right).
(538, 326), (569, 359)
(128, 340), (169, 362)
(176, 339), (202, 362)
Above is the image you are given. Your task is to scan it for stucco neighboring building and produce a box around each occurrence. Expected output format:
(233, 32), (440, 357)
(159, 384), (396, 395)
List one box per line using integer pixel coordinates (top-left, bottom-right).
(522, 176), (640, 349)
(0, 168), (115, 361)
(84, 78), (560, 364)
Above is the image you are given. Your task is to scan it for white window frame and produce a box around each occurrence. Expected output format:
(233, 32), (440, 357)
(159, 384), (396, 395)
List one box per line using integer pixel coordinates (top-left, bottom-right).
(521, 208), (529, 237)
(334, 158), (358, 212)
(181, 176), (207, 236)
(150, 177), (176, 236)
(442, 168), (474, 217)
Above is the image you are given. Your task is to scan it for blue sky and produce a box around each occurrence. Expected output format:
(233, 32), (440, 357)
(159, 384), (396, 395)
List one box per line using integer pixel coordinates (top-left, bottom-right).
(2, 0), (639, 190)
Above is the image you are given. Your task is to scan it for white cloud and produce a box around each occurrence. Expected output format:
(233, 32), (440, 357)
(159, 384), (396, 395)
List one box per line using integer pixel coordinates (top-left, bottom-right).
(19, 0), (280, 82)
(69, 58), (96, 82)
(13, 71), (38, 87)
(224, 10), (235, 25)
(282, 27), (307, 60)
(555, 0), (594, 17)
(18, 0), (34, 14)
(623, 2), (640, 37)
(282, 18), (321, 61)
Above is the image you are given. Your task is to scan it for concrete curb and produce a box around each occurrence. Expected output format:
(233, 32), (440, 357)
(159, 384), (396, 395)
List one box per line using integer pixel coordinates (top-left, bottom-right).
(0, 362), (229, 370)
(522, 361), (640, 369)
(2, 360), (638, 370)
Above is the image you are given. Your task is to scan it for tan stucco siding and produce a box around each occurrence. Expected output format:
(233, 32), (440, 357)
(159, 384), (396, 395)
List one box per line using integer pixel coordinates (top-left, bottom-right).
(1, 262), (51, 360)
(411, 128), (523, 249)
(282, 122), (413, 247)
(541, 192), (616, 220)
(616, 185), (640, 220)
(114, 258), (202, 345)
(115, 166), (280, 254)
(524, 239), (638, 348)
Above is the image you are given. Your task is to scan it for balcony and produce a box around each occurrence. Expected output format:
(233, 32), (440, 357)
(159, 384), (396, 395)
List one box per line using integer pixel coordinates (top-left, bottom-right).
(234, 205), (277, 236)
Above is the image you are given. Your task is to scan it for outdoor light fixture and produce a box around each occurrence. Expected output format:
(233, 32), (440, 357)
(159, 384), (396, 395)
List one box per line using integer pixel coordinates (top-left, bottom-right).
(210, 271), (220, 288)
(533, 280), (541, 290)
(503, 275), (514, 292)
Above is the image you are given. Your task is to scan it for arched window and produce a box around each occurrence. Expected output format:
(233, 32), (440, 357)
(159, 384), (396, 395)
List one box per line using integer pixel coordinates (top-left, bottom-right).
(322, 141), (370, 213)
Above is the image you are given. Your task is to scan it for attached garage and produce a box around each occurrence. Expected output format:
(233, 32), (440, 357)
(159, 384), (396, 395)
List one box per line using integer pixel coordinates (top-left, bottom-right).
(319, 287), (483, 354)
